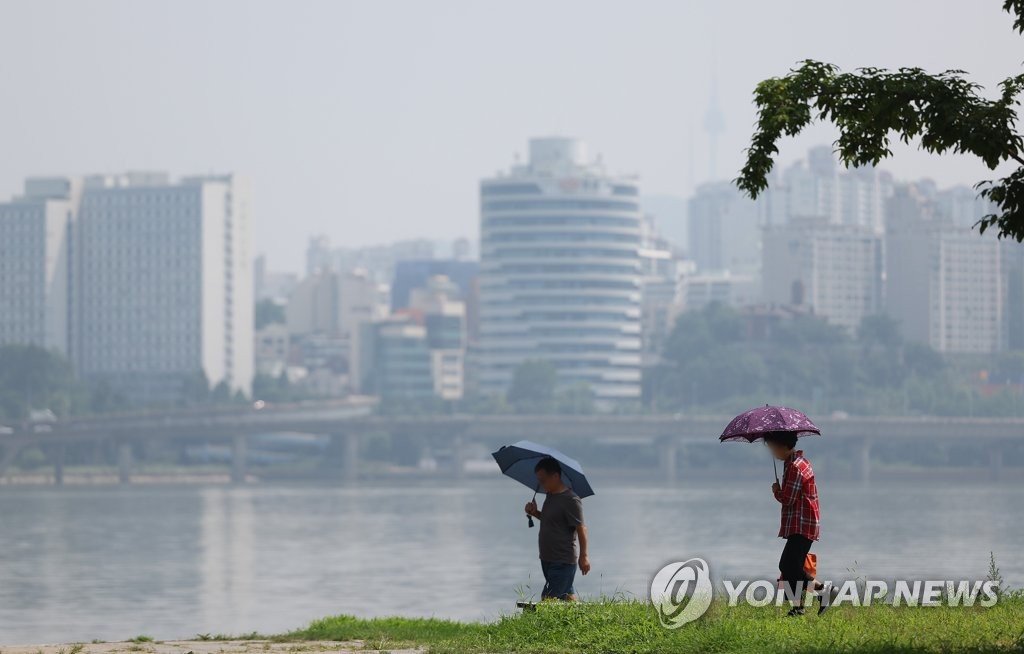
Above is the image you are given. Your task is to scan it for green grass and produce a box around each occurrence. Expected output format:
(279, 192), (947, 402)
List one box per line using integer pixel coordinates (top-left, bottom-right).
(279, 595), (1024, 654)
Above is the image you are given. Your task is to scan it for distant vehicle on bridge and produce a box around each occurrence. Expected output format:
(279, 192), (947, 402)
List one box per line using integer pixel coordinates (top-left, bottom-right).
(27, 409), (57, 433)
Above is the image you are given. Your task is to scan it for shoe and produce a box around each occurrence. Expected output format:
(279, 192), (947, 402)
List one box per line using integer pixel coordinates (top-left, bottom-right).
(818, 583), (839, 616)
(786, 607), (806, 617)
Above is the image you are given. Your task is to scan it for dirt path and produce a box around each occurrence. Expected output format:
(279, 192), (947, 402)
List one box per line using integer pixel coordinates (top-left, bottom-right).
(1, 641), (424, 654)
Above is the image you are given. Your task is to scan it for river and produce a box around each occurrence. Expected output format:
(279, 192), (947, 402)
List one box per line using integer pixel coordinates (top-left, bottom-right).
(0, 478), (1021, 643)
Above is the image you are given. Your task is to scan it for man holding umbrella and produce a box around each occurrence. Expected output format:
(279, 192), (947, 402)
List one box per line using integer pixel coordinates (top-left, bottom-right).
(524, 456), (591, 601)
(492, 441), (594, 602)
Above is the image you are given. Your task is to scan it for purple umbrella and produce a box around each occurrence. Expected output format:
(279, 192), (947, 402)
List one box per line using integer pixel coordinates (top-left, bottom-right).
(719, 405), (821, 482)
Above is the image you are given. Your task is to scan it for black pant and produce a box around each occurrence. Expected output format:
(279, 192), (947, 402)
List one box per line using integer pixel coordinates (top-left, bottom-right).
(779, 534), (814, 601)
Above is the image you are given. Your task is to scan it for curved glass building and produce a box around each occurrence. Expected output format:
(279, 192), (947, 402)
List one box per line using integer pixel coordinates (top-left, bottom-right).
(478, 138), (642, 404)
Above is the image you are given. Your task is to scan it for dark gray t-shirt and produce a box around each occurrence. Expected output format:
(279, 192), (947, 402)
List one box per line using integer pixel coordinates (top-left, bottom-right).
(538, 489), (584, 564)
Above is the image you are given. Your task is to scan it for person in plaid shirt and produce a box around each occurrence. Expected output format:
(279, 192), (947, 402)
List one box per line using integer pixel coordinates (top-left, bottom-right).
(765, 431), (837, 616)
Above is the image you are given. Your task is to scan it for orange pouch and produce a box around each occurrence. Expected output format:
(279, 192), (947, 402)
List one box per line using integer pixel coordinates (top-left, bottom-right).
(803, 553), (817, 578)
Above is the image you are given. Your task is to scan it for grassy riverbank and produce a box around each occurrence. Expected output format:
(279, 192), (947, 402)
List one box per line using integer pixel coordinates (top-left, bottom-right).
(275, 595), (1024, 653)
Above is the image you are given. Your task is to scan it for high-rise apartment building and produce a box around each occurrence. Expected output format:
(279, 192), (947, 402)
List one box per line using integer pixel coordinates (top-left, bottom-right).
(72, 173), (253, 403)
(0, 178), (79, 354)
(0, 173), (253, 405)
(886, 184), (1005, 353)
(782, 146), (892, 232)
(762, 218), (884, 333)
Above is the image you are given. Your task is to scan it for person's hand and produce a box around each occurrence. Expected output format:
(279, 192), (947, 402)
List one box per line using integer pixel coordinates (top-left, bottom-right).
(579, 554), (591, 575)
(525, 500), (538, 518)
(772, 482), (781, 494)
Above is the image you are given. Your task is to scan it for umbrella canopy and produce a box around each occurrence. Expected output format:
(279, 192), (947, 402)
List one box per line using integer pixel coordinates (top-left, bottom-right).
(719, 405), (821, 443)
(491, 440), (595, 498)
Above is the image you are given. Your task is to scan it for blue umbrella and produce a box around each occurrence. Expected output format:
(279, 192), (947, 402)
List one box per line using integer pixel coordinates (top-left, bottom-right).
(491, 440), (595, 528)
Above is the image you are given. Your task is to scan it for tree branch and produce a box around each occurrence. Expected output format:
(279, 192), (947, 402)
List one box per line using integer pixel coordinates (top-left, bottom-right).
(737, 58), (1024, 242)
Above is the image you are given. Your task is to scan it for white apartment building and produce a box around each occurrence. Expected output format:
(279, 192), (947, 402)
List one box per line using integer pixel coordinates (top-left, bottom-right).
(72, 173), (252, 404)
(0, 178), (80, 354)
(886, 185), (1005, 353)
(762, 218), (884, 333)
(1, 172), (253, 405)
(930, 231), (1004, 353)
(478, 137), (643, 403)
(782, 146), (892, 233)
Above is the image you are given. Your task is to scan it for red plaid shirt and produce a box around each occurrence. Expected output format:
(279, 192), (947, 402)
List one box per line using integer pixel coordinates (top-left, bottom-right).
(773, 450), (820, 541)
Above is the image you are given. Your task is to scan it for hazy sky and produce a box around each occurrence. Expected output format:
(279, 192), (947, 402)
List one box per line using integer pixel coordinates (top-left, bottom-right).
(2, 1), (1021, 271)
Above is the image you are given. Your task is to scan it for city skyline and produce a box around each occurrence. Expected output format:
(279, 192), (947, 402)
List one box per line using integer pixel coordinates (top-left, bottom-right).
(3, 143), (1013, 355)
(2, 4), (1023, 649)
(0, 139), (1019, 417)
(1, 1), (1021, 272)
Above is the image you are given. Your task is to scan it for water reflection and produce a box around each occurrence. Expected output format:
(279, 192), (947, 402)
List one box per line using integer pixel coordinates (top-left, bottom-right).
(0, 479), (1020, 644)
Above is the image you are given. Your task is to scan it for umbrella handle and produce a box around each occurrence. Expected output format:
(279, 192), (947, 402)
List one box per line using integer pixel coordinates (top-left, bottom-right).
(527, 489), (537, 528)
(772, 456), (779, 486)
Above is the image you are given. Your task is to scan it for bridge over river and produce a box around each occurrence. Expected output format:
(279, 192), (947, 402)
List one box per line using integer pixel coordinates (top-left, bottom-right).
(2, 398), (1020, 484)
